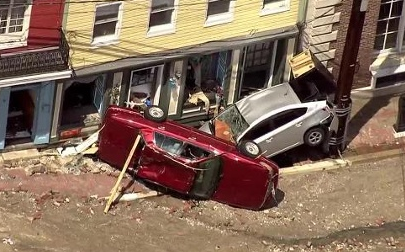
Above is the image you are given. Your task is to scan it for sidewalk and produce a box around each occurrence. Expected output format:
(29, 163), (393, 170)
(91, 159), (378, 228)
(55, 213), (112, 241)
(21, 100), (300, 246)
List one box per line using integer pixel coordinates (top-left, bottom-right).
(346, 94), (403, 154)
(272, 93), (405, 167)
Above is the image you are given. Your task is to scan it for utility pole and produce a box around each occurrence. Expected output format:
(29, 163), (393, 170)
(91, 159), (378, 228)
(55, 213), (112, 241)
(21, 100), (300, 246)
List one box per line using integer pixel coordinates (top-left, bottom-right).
(329, 0), (369, 156)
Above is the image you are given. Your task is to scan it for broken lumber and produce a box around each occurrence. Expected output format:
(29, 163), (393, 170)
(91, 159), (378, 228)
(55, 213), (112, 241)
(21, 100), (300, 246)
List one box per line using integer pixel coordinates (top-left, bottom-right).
(102, 191), (161, 202)
(58, 130), (100, 157)
(104, 134), (141, 214)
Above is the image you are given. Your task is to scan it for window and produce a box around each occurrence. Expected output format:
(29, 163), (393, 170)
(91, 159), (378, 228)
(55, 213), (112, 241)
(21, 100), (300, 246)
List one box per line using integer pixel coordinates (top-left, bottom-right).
(261, 0), (290, 15)
(245, 42), (274, 68)
(376, 71), (405, 88)
(243, 108), (307, 140)
(374, 0), (405, 51)
(272, 108), (307, 129)
(154, 132), (183, 155)
(205, 0), (235, 26)
(180, 144), (210, 160)
(0, 0), (30, 47)
(92, 2), (122, 44)
(148, 0), (176, 35)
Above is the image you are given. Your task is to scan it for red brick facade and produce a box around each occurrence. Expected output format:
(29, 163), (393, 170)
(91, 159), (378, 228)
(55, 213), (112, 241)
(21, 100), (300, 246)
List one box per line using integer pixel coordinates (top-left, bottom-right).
(329, 0), (381, 89)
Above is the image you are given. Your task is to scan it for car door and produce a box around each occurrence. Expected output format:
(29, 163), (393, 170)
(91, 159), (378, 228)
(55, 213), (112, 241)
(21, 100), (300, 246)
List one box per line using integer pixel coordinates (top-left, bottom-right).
(211, 154), (271, 210)
(242, 107), (308, 157)
(136, 132), (196, 194)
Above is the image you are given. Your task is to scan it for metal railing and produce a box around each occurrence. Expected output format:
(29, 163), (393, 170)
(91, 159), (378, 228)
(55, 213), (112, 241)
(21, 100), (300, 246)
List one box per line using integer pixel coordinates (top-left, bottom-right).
(0, 28), (70, 78)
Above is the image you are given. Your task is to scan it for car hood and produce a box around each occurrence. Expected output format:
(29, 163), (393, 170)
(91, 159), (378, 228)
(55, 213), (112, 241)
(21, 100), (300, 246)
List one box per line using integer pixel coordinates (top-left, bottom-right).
(235, 83), (301, 125)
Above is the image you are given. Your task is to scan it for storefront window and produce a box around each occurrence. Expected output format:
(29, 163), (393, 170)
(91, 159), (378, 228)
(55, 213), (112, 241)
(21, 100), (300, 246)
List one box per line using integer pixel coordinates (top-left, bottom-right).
(239, 38), (289, 99)
(181, 51), (230, 116)
(60, 75), (105, 128)
(127, 66), (162, 111)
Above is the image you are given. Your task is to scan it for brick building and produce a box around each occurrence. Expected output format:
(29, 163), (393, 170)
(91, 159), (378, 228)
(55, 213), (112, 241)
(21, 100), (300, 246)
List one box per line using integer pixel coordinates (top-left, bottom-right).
(303, 0), (405, 97)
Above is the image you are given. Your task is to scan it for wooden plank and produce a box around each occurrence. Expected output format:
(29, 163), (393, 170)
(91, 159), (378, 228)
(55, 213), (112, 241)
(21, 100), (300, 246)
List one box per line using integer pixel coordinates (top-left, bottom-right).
(103, 191), (161, 202)
(104, 134), (141, 214)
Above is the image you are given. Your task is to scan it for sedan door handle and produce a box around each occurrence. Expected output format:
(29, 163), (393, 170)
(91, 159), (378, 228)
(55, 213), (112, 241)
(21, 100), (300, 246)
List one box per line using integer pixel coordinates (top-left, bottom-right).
(295, 122), (303, 127)
(265, 137), (273, 143)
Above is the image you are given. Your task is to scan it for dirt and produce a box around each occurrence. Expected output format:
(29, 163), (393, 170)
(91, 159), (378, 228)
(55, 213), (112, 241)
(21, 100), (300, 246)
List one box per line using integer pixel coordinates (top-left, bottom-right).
(1, 156), (405, 251)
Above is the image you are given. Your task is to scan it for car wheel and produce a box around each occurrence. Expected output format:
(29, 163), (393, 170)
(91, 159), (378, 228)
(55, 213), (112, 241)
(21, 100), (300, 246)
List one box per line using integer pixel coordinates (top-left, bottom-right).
(304, 127), (325, 147)
(144, 106), (167, 123)
(237, 140), (262, 158)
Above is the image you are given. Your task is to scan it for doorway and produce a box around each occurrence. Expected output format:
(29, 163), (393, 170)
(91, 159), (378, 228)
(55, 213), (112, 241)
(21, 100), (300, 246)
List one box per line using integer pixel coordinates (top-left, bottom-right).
(60, 75), (105, 128)
(5, 89), (37, 145)
(239, 39), (288, 99)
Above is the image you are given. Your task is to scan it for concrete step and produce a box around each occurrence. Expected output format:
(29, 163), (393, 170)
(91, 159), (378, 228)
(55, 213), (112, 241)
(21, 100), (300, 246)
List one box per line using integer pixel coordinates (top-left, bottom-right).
(1, 149), (40, 164)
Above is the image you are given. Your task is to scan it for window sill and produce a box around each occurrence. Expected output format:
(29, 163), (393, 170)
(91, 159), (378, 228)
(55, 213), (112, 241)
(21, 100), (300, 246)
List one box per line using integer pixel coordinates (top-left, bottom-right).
(0, 40), (27, 50)
(90, 38), (120, 48)
(204, 13), (234, 27)
(260, 3), (290, 16)
(147, 25), (176, 38)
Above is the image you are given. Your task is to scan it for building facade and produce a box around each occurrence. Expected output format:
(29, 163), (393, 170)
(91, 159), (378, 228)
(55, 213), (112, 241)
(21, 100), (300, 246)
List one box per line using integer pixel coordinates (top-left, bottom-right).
(53, 0), (302, 142)
(304, 0), (405, 97)
(0, 0), (70, 150)
(300, 0), (341, 73)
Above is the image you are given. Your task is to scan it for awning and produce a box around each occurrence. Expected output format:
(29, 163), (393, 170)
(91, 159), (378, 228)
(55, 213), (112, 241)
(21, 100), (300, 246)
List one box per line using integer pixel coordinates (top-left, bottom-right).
(0, 70), (72, 88)
(74, 25), (299, 77)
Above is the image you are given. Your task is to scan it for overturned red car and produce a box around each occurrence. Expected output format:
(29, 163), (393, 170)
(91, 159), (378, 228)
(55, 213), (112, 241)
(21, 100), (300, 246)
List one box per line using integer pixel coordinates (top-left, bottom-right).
(98, 105), (279, 210)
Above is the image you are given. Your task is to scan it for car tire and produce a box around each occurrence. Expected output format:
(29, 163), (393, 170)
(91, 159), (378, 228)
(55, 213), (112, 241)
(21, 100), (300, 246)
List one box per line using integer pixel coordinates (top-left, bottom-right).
(144, 106), (167, 123)
(304, 127), (325, 147)
(237, 140), (262, 158)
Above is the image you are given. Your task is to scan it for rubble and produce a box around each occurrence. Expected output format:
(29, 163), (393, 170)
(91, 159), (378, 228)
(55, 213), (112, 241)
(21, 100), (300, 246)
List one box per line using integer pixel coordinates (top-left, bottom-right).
(2, 153), (116, 177)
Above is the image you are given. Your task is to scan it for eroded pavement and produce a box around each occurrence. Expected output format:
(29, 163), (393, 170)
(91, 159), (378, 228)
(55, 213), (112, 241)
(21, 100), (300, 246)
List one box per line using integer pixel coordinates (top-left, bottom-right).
(0, 155), (405, 251)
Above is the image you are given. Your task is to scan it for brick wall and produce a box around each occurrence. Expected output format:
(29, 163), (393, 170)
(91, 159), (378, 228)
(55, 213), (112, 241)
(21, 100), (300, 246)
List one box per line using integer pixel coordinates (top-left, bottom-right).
(330, 0), (381, 89)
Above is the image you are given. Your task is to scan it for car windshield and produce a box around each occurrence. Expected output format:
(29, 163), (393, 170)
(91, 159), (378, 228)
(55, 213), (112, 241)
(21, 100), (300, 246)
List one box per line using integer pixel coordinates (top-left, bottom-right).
(213, 105), (249, 141)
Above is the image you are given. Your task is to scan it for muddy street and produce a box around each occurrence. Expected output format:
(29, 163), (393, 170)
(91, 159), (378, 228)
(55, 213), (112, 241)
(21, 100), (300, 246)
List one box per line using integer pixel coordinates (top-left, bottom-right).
(1, 157), (405, 251)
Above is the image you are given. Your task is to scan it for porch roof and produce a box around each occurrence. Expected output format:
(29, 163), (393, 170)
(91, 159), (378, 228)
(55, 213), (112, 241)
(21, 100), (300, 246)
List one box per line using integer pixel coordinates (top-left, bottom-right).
(73, 25), (299, 77)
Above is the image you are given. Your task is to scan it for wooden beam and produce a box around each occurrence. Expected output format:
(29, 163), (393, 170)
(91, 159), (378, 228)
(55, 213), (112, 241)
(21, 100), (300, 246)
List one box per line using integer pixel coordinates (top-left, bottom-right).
(104, 134), (141, 214)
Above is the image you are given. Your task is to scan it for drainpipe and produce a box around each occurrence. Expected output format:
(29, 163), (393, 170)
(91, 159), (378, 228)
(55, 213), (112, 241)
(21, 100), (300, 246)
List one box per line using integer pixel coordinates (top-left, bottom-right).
(296, 0), (309, 52)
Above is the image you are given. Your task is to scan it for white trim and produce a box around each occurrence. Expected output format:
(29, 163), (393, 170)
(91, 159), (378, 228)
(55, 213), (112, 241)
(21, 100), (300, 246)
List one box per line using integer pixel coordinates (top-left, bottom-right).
(267, 40), (278, 87)
(0, 1), (31, 47)
(154, 65), (164, 105)
(146, 24), (176, 37)
(0, 70), (72, 88)
(260, 0), (290, 16)
(374, 0), (405, 52)
(0, 41), (27, 50)
(1, 46), (59, 57)
(91, 2), (123, 46)
(204, 0), (235, 27)
(147, 0), (178, 37)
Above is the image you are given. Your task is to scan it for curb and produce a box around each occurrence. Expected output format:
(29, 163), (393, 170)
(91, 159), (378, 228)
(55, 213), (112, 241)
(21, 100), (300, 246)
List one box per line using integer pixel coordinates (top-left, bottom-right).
(280, 148), (403, 176)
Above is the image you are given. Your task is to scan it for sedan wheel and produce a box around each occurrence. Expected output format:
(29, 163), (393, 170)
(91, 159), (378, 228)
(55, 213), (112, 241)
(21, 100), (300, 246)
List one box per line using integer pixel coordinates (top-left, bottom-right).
(304, 127), (325, 147)
(237, 140), (262, 158)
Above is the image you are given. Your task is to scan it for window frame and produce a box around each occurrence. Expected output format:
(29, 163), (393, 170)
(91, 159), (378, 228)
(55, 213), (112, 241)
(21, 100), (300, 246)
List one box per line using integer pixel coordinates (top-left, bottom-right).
(91, 2), (123, 46)
(147, 0), (178, 37)
(260, 0), (290, 16)
(153, 132), (184, 156)
(374, 0), (405, 53)
(204, 0), (236, 27)
(0, 0), (31, 49)
(241, 107), (307, 141)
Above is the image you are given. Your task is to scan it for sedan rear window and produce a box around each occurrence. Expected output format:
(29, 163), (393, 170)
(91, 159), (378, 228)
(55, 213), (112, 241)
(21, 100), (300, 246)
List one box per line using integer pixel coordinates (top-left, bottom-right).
(154, 132), (183, 155)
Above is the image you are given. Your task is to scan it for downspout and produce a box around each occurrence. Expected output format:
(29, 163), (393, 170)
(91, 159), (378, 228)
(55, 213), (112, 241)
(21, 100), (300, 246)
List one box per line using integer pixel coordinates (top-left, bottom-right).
(296, 0), (309, 52)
